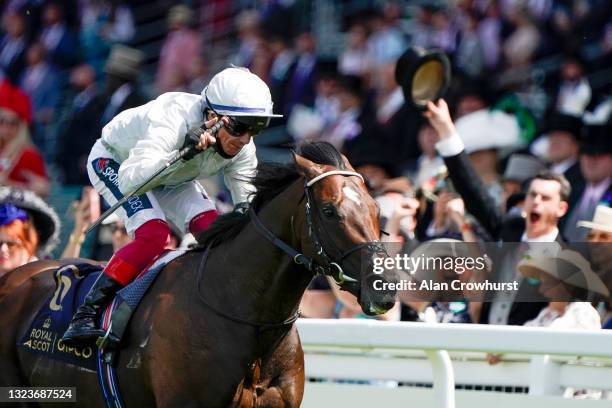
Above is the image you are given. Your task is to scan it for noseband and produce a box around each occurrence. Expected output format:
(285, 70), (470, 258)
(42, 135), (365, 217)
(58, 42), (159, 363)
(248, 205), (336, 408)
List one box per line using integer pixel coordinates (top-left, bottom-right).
(249, 170), (386, 286)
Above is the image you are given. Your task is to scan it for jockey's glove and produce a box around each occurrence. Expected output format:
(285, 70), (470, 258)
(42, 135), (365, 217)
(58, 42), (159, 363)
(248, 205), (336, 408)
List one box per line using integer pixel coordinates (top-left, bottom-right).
(234, 202), (250, 214)
(181, 127), (207, 161)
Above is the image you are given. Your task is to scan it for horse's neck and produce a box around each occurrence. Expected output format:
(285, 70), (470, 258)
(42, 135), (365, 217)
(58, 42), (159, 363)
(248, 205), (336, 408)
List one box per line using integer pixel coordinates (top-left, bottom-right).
(205, 179), (312, 324)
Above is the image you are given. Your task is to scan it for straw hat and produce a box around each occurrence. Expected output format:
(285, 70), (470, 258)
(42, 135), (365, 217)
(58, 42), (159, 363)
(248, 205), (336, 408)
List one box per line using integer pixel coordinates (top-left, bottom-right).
(577, 205), (612, 233)
(518, 248), (610, 297)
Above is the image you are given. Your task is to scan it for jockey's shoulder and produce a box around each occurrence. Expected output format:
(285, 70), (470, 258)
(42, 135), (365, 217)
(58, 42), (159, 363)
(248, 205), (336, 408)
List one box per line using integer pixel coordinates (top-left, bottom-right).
(152, 91), (203, 110)
(142, 92), (204, 123)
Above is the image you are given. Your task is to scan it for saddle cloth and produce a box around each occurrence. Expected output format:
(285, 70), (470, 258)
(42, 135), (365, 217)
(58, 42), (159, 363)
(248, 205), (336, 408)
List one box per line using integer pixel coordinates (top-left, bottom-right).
(18, 250), (185, 369)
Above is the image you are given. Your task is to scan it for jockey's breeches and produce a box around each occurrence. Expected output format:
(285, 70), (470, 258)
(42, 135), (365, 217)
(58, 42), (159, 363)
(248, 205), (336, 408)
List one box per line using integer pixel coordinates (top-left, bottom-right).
(105, 219), (170, 285)
(87, 139), (217, 237)
(88, 139), (220, 285)
(104, 210), (218, 285)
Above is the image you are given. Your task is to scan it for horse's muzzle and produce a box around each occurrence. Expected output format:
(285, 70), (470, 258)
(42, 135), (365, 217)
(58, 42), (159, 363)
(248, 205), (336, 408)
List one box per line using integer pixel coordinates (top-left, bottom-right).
(358, 278), (397, 316)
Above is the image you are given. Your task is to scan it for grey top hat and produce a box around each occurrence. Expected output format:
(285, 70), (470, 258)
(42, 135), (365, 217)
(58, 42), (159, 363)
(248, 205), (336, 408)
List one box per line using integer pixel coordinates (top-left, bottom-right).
(503, 154), (547, 184)
(0, 187), (61, 256)
(104, 45), (145, 80)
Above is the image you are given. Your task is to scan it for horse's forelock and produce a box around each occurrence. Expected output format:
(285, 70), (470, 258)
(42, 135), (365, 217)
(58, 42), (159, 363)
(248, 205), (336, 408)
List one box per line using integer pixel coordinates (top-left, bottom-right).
(296, 142), (345, 170)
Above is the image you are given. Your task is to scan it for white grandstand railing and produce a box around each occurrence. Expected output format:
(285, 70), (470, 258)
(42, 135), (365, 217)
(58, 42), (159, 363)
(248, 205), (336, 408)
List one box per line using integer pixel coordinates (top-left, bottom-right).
(296, 319), (612, 408)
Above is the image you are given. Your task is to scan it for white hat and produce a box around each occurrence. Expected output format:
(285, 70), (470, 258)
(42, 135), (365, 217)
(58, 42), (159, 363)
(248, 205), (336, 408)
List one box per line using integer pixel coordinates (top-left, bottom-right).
(455, 109), (522, 154)
(518, 248), (610, 297)
(202, 67), (282, 118)
(577, 205), (612, 233)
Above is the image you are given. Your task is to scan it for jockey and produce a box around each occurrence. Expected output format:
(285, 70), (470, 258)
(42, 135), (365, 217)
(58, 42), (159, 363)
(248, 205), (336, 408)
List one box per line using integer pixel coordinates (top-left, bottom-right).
(62, 67), (281, 345)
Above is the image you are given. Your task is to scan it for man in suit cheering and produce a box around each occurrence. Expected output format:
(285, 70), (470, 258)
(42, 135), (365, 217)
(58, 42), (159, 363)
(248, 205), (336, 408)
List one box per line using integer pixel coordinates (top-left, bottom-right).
(423, 99), (570, 325)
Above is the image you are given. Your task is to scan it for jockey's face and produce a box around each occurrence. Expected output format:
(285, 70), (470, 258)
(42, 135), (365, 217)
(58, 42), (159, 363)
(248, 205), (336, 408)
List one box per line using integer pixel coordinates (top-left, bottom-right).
(206, 111), (252, 157)
(217, 126), (252, 156)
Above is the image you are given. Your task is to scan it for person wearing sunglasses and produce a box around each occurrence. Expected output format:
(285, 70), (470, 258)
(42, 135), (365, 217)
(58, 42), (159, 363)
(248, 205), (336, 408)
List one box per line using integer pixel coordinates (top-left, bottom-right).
(63, 66), (282, 346)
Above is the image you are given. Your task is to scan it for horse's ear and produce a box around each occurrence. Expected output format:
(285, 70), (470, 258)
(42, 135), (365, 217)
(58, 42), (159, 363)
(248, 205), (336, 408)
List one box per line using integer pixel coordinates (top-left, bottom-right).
(292, 152), (323, 180)
(340, 153), (356, 171)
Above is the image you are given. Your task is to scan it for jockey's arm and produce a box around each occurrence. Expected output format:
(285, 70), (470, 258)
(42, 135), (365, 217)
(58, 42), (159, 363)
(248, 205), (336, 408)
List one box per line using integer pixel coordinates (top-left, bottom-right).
(223, 140), (258, 205)
(117, 98), (190, 195)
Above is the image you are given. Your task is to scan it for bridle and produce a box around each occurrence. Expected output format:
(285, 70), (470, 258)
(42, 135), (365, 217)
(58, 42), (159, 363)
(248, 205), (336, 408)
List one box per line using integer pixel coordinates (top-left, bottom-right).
(250, 170), (387, 286)
(195, 169), (387, 339)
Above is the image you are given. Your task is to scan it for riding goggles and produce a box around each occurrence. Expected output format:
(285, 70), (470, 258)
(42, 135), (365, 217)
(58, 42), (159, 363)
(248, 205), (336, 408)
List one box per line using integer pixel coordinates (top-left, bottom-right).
(225, 115), (270, 137)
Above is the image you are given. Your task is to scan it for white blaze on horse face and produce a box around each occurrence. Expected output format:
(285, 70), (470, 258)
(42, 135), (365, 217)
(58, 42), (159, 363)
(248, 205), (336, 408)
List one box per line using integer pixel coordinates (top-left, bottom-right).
(342, 186), (362, 206)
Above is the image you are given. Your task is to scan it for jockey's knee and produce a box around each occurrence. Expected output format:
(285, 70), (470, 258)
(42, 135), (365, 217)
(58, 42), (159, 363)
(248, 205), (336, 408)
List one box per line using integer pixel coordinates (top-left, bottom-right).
(134, 219), (171, 251)
(189, 210), (218, 237)
(105, 219), (170, 285)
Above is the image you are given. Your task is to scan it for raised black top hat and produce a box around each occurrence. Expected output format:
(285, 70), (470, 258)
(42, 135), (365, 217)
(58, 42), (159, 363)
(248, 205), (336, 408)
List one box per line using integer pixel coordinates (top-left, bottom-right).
(580, 122), (612, 155)
(395, 46), (451, 110)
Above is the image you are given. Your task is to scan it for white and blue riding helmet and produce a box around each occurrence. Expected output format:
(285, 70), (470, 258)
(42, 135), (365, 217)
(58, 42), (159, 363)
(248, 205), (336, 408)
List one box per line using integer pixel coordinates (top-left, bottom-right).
(202, 67), (282, 136)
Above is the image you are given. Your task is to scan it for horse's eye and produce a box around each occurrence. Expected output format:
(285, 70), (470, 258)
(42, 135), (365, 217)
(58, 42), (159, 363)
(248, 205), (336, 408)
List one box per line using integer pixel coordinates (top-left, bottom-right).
(322, 205), (336, 218)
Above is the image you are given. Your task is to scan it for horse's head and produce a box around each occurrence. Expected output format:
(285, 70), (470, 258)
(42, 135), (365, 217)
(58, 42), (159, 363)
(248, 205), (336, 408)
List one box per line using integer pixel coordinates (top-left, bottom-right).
(293, 149), (397, 316)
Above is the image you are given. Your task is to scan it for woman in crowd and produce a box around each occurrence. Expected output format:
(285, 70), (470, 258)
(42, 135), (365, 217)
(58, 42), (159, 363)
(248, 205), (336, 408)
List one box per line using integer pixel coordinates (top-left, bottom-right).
(0, 186), (60, 277)
(0, 203), (39, 277)
(487, 246), (606, 365)
(0, 80), (49, 198)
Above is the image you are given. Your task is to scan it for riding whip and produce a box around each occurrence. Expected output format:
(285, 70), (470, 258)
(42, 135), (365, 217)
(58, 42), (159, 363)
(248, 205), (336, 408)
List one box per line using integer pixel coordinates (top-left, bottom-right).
(85, 119), (226, 234)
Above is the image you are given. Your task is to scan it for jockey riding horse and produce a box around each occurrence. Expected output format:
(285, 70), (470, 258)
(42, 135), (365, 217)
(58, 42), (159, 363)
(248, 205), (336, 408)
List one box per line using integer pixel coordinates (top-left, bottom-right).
(62, 67), (282, 345)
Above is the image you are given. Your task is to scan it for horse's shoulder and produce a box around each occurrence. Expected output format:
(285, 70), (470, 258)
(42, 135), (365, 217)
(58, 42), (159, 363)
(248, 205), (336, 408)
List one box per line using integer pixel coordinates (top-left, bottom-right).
(0, 258), (100, 299)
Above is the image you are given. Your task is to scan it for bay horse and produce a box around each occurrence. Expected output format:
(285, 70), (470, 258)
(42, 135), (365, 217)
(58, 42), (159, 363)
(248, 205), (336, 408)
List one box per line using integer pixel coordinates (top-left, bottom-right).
(0, 142), (396, 407)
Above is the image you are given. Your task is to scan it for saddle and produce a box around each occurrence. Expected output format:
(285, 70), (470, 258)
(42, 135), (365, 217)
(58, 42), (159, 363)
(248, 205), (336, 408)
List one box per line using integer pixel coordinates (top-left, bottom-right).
(18, 250), (186, 369)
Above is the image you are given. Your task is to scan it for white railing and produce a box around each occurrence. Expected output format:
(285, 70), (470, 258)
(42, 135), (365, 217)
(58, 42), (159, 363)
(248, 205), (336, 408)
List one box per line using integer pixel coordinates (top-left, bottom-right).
(296, 319), (612, 408)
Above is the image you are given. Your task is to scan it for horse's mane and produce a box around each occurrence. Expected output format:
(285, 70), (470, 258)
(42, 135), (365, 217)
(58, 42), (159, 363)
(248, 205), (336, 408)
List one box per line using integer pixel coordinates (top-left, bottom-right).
(194, 142), (346, 249)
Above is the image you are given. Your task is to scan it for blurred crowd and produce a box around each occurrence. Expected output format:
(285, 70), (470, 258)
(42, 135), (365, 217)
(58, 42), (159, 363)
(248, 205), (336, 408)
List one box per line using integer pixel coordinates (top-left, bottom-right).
(0, 0), (612, 382)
